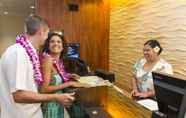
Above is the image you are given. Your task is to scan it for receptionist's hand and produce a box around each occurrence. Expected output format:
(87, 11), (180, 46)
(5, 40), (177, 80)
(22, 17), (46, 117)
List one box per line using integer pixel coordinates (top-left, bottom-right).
(131, 89), (139, 97)
(134, 92), (149, 98)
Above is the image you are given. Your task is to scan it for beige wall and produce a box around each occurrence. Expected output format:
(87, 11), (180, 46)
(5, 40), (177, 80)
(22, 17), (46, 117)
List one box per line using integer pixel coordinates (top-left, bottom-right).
(110, 0), (186, 93)
(0, 15), (26, 55)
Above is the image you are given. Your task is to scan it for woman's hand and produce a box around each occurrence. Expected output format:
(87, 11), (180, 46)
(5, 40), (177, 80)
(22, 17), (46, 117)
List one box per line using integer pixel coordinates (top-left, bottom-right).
(70, 74), (80, 80)
(67, 81), (89, 88)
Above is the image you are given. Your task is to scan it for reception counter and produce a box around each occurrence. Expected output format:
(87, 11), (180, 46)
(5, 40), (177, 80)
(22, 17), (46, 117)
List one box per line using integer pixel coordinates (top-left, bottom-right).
(76, 86), (152, 118)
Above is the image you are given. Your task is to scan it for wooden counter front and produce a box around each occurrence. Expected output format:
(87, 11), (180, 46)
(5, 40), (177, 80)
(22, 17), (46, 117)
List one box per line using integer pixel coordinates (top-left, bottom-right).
(76, 86), (152, 118)
(106, 87), (152, 118)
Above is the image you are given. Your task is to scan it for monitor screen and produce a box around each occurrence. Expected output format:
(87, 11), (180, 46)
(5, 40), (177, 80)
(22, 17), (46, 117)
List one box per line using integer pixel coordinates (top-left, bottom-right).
(65, 43), (80, 59)
(152, 72), (186, 118)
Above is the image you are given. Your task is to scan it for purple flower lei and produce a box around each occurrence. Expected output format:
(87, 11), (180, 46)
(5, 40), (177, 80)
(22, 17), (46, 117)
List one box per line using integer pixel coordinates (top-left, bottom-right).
(53, 59), (70, 82)
(16, 35), (43, 86)
(42, 53), (70, 82)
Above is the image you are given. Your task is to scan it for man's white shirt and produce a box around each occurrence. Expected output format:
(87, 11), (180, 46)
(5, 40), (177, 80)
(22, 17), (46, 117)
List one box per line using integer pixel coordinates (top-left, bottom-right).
(0, 43), (42, 118)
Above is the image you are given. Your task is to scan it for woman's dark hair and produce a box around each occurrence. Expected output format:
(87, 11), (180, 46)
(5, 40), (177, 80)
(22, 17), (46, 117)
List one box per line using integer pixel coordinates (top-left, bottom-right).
(144, 39), (163, 55)
(42, 32), (67, 59)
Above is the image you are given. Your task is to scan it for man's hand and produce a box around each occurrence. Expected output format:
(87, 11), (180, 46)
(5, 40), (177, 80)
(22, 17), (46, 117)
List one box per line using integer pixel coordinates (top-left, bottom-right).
(55, 93), (75, 107)
(12, 90), (75, 106)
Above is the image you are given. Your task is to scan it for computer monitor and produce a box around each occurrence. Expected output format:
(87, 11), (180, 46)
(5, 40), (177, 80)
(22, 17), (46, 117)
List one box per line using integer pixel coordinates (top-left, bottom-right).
(178, 89), (186, 118)
(65, 43), (80, 59)
(152, 72), (186, 118)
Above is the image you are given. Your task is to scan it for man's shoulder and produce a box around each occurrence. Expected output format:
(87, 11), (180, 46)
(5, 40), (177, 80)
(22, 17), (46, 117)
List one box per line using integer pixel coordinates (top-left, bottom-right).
(1, 44), (26, 59)
(8, 43), (24, 50)
(5, 44), (25, 54)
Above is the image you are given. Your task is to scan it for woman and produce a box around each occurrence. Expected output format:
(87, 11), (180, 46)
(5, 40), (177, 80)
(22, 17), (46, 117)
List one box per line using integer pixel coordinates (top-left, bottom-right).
(132, 40), (173, 99)
(40, 32), (85, 118)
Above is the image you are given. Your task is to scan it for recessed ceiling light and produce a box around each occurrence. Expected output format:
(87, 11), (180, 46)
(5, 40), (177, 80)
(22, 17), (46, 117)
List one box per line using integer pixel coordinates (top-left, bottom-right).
(30, 6), (35, 9)
(3, 11), (8, 15)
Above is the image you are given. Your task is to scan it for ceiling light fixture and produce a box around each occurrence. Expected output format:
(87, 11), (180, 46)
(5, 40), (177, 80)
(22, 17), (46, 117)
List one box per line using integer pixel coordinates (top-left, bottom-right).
(30, 6), (35, 9)
(3, 11), (8, 15)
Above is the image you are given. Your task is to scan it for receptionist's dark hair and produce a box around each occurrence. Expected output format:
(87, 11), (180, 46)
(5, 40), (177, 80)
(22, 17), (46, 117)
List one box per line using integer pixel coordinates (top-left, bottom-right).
(144, 40), (163, 55)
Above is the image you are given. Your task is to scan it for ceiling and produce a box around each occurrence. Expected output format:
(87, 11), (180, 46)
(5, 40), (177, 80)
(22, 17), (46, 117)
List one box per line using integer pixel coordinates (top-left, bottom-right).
(0, 0), (35, 16)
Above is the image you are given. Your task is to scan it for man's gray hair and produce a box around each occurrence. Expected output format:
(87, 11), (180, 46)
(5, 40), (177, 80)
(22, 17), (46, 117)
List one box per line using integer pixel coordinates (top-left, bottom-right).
(25, 15), (48, 35)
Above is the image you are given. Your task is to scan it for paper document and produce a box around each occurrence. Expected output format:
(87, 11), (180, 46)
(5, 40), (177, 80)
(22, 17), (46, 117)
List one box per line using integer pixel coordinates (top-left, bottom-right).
(137, 99), (158, 111)
(78, 76), (111, 87)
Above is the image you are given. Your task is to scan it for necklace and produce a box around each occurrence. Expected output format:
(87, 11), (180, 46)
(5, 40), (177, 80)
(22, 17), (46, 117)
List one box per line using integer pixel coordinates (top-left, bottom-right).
(16, 35), (43, 85)
(42, 53), (70, 82)
(53, 59), (69, 82)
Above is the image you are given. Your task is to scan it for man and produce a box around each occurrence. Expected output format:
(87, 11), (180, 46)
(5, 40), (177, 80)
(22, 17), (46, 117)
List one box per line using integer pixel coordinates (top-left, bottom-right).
(0, 15), (74, 118)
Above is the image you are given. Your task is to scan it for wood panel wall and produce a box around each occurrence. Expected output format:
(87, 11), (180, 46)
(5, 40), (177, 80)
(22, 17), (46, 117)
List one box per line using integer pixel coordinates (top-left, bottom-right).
(36, 0), (110, 71)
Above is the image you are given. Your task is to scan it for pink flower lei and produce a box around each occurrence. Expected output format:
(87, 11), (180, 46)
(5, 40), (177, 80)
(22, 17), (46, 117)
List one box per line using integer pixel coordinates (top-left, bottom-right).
(53, 59), (70, 82)
(16, 35), (43, 86)
(42, 53), (70, 82)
